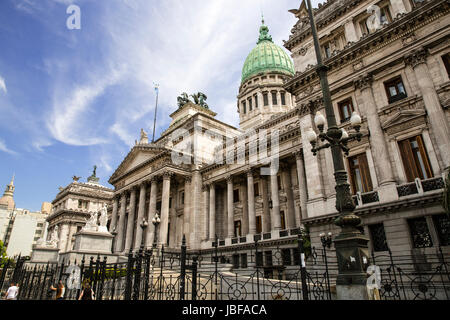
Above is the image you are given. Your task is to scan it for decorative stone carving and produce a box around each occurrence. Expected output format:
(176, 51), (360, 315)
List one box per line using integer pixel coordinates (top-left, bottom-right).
(402, 33), (416, 47)
(139, 129), (149, 144)
(404, 48), (428, 69)
(353, 60), (364, 71)
(354, 74), (373, 91)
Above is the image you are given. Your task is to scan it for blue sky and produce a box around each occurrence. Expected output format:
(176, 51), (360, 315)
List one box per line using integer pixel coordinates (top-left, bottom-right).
(0, 0), (323, 211)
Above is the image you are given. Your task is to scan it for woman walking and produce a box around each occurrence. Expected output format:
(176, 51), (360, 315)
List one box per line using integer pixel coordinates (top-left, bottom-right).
(78, 281), (95, 300)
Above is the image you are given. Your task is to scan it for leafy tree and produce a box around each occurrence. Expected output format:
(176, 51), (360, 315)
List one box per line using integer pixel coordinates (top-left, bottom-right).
(0, 240), (14, 268)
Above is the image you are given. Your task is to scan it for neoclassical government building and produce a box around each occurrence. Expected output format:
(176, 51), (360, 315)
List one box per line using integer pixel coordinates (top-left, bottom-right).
(50, 0), (450, 261)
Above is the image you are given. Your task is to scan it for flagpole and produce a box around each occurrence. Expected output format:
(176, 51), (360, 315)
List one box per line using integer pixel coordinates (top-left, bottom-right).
(152, 84), (159, 143)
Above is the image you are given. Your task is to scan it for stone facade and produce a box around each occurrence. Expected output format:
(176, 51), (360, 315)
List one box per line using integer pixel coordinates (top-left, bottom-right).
(46, 173), (114, 254)
(108, 0), (449, 262)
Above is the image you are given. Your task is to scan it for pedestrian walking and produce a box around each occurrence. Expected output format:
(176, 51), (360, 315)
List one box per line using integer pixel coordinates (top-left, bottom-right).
(78, 282), (95, 300)
(50, 280), (65, 300)
(4, 282), (19, 300)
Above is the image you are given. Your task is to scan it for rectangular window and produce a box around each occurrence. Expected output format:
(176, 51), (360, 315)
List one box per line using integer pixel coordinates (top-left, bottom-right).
(263, 93), (269, 106)
(280, 92), (286, 105)
(442, 53), (450, 78)
(254, 94), (258, 108)
(277, 175), (282, 190)
(398, 135), (433, 182)
(272, 92), (278, 105)
(323, 42), (331, 58)
(254, 183), (259, 197)
(282, 249), (292, 266)
(242, 101), (246, 114)
(408, 217), (433, 248)
(380, 6), (392, 24)
(78, 200), (82, 209)
(233, 189), (240, 203)
(360, 19), (369, 35)
(232, 254), (240, 269)
(432, 214), (450, 246)
(384, 76), (407, 103)
(256, 216), (262, 234)
(256, 252), (263, 267)
(265, 251), (273, 266)
(234, 220), (242, 237)
(369, 223), (389, 252)
(37, 223), (44, 227)
(240, 254), (248, 268)
(338, 98), (354, 123)
(169, 197), (172, 208)
(280, 211), (286, 230)
(348, 153), (373, 194)
(248, 98), (253, 111)
(181, 192), (185, 205)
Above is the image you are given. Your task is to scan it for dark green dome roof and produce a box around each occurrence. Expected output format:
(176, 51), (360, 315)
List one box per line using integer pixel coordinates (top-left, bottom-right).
(241, 22), (295, 83)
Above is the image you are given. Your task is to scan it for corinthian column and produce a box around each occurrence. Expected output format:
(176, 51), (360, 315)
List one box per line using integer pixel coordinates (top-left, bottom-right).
(354, 74), (395, 185)
(247, 170), (256, 235)
(110, 196), (119, 234)
(294, 150), (308, 223)
(405, 48), (450, 169)
(261, 176), (271, 232)
(133, 182), (147, 250)
(159, 171), (172, 247)
(209, 183), (216, 240)
(146, 177), (158, 248)
(115, 193), (127, 253)
(270, 172), (281, 230)
(281, 162), (296, 229)
(183, 177), (191, 241)
(123, 187), (137, 252)
(226, 176), (234, 238)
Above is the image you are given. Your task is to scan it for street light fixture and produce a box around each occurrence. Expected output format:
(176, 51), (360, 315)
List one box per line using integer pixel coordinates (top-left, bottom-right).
(140, 218), (148, 250)
(301, 0), (370, 297)
(152, 211), (161, 248)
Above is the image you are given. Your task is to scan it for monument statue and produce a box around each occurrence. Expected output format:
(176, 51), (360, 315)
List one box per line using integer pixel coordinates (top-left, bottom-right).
(190, 92), (209, 109)
(83, 210), (98, 232)
(49, 225), (59, 248)
(177, 92), (192, 109)
(98, 204), (109, 233)
(139, 128), (149, 144)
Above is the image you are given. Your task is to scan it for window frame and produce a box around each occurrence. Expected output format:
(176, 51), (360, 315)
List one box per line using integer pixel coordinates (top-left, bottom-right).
(384, 76), (408, 104)
(398, 135), (433, 182)
(337, 98), (355, 123)
(348, 153), (373, 194)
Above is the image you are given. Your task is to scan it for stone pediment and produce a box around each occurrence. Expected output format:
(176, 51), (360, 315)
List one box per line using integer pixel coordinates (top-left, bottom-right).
(109, 146), (168, 183)
(381, 109), (426, 130)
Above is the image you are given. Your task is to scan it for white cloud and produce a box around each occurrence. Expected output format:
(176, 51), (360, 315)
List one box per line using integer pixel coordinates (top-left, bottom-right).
(0, 75), (6, 94)
(0, 139), (18, 155)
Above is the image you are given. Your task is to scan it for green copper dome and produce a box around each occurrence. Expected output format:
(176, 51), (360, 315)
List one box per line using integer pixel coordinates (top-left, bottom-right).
(241, 22), (295, 83)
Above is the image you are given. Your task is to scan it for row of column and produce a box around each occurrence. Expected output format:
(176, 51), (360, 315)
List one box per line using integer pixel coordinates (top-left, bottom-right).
(206, 152), (308, 241)
(111, 172), (176, 253)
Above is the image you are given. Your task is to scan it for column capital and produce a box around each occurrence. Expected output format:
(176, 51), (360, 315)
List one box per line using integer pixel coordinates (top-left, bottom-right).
(404, 48), (428, 69)
(150, 175), (159, 183)
(184, 176), (192, 184)
(293, 149), (304, 161)
(226, 175), (233, 184)
(354, 74), (373, 91)
(280, 161), (291, 171)
(202, 184), (209, 192)
(162, 171), (174, 181)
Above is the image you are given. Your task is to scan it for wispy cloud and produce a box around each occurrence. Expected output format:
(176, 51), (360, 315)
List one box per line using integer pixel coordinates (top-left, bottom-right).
(0, 75), (6, 94)
(0, 139), (18, 155)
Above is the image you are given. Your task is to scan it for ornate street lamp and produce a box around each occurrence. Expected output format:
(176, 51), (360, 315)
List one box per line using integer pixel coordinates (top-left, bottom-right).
(140, 218), (148, 250)
(301, 0), (370, 298)
(152, 211), (161, 248)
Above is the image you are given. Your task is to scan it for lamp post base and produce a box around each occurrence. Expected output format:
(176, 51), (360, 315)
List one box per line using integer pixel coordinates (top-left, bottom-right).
(334, 233), (371, 300)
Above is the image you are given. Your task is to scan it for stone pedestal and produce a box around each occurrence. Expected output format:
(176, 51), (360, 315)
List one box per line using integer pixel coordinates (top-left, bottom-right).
(30, 245), (60, 263)
(72, 230), (114, 254)
(59, 230), (119, 263)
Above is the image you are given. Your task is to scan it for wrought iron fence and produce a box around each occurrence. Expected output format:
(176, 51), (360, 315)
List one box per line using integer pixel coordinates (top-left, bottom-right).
(2, 237), (448, 301)
(370, 247), (450, 300)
